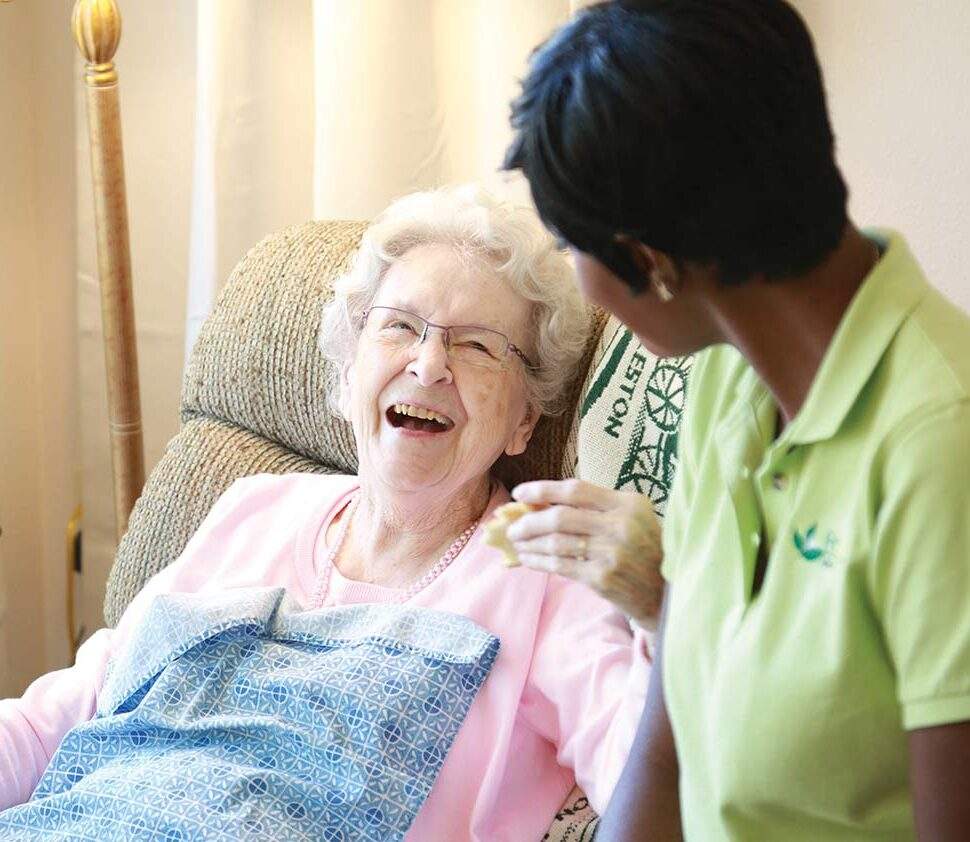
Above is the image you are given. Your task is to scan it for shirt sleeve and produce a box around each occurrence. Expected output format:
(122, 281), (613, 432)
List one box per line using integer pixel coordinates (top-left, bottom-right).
(869, 401), (970, 730)
(0, 627), (114, 810)
(0, 475), (261, 810)
(518, 574), (652, 814)
(659, 445), (694, 584)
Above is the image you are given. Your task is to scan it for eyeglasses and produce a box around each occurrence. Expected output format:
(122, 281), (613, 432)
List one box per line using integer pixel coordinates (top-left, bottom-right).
(361, 306), (536, 369)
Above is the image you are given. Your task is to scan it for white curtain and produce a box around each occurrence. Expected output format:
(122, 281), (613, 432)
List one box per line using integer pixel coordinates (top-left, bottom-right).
(186, 0), (582, 359)
(184, 0), (316, 360)
(311, 0), (578, 219)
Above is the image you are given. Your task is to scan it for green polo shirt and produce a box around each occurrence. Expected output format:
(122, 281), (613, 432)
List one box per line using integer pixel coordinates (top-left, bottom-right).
(661, 232), (970, 841)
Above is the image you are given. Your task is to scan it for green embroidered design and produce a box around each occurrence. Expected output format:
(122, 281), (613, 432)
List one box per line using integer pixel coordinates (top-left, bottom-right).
(581, 327), (633, 420)
(578, 323), (691, 514)
(793, 524), (824, 561)
(645, 361), (689, 433)
(613, 359), (690, 506)
(793, 524), (839, 567)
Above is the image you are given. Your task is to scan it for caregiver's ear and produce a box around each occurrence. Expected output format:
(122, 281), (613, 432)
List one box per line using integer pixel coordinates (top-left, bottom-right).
(505, 402), (540, 457)
(615, 235), (683, 301)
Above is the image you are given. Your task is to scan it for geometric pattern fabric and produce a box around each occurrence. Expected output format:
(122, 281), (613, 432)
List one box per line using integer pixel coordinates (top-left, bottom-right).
(0, 589), (499, 841)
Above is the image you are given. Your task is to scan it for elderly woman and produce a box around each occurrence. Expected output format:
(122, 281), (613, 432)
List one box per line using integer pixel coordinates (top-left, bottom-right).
(0, 186), (661, 841)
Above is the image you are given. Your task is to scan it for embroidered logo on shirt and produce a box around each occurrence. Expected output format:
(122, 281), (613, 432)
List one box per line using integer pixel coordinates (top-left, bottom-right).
(793, 524), (838, 568)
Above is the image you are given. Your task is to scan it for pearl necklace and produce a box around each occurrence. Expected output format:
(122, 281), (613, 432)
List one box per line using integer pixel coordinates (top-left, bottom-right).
(310, 492), (481, 608)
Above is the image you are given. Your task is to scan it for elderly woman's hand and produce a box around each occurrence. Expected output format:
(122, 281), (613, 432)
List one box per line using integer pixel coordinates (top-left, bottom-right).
(506, 479), (664, 629)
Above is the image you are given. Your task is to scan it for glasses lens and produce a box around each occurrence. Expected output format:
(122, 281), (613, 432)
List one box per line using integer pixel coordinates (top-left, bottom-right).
(447, 325), (508, 361)
(367, 307), (424, 342)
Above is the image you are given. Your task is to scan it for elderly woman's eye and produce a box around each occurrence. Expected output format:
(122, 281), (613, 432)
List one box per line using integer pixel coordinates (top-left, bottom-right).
(387, 320), (419, 333)
(460, 340), (494, 356)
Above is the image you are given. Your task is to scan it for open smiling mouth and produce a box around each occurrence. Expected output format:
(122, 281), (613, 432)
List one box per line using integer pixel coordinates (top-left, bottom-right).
(386, 403), (455, 433)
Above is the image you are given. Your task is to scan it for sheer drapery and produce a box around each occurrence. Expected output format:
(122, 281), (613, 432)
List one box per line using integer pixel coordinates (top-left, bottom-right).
(187, 0), (579, 358)
(184, 1), (315, 359)
(311, 0), (576, 220)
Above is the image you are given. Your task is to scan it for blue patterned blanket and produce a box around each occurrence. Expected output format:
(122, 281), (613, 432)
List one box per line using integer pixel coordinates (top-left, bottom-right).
(0, 588), (499, 841)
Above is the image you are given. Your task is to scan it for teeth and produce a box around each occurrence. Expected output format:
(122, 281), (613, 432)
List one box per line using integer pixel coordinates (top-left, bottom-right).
(393, 404), (450, 426)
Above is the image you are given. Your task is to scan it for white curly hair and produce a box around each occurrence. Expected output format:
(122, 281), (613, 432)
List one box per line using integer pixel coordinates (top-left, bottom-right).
(319, 184), (591, 416)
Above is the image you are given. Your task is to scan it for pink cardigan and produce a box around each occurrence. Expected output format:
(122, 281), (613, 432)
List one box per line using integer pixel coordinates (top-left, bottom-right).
(0, 473), (650, 841)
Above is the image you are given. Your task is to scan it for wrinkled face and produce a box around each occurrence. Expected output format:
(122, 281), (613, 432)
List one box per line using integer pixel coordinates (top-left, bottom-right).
(341, 243), (539, 497)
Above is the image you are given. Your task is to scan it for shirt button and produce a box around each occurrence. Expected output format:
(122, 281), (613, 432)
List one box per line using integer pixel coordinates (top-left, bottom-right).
(771, 472), (788, 491)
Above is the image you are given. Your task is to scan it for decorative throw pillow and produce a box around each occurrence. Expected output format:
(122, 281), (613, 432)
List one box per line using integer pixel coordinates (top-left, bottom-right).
(576, 316), (692, 515)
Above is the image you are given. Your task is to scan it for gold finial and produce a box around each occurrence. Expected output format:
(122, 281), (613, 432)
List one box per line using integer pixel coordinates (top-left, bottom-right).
(72, 0), (122, 87)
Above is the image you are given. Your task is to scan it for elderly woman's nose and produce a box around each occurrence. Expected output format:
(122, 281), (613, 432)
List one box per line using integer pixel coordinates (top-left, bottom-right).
(406, 333), (454, 385)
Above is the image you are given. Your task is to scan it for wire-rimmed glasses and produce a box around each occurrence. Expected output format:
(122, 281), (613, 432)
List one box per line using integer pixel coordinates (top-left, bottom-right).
(361, 306), (536, 369)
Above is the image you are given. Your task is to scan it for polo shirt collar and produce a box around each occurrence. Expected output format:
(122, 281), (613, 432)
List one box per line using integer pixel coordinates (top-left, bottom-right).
(781, 230), (929, 447)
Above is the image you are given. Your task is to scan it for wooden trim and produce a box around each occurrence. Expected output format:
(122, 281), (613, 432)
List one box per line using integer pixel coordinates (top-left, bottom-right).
(73, 0), (144, 541)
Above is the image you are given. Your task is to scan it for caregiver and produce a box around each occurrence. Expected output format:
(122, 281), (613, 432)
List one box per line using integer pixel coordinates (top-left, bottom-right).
(505, 1), (970, 840)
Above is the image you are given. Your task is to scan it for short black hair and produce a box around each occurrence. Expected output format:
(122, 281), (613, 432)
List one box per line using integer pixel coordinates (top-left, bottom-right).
(505, 0), (848, 288)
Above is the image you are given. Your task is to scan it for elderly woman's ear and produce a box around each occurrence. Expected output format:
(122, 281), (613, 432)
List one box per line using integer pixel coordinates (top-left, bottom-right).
(338, 360), (353, 421)
(504, 402), (540, 457)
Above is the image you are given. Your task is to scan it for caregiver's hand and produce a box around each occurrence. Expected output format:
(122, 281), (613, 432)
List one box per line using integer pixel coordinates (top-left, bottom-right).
(507, 479), (664, 629)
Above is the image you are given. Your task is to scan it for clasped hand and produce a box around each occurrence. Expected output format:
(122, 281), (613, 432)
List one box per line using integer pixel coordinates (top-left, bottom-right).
(506, 479), (664, 629)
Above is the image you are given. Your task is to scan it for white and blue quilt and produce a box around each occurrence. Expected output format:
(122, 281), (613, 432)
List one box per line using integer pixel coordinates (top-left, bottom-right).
(0, 588), (499, 841)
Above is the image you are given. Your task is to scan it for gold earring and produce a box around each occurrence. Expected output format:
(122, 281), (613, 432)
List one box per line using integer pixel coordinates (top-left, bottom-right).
(651, 273), (675, 303)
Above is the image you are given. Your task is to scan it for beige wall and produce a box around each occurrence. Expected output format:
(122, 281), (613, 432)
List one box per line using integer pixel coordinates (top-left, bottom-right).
(0, 0), (78, 696)
(796, 0), (970, 311)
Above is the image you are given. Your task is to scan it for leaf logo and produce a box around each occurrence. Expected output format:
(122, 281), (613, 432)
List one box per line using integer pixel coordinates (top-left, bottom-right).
(793, 524), (825, 562)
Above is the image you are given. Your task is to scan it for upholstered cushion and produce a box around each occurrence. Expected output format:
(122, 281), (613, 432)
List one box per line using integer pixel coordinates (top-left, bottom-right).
(105, 221), (365, 625)
(542, 786), (601, 841)
(103, 417), (331, 626)
(575, 315), (693, 515)
(180, 221), (367, 469)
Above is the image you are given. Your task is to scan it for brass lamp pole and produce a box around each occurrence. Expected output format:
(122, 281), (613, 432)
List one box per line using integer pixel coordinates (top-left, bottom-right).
(71, 0), (145, 542)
